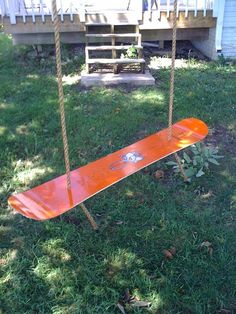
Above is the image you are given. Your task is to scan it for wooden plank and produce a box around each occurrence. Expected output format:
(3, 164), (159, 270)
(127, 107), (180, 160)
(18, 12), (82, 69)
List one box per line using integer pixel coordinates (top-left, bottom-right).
(111, 25), (116, 73)
(8, 1), (16, 24)
(60, 0), (64, 22)
(185, 0), (189, 18)
(8, 118), (208, 221)
(86, 45), (143, 51)
(203, 0), (207, 17)
(85, 33), (141, 38)
(0, 0), (6, 16)
(39, 0), (45, 23)
(87, 58), (145, 64)
(141, 10), (216, 29)
(30, 0), (35, 23)
(11, 28), (209, 45)
(85, 22), (138, 26)
(3, 11), (216, 35)
(69, 2), (73, 22)
(141, 28), (209, 41)
(3, 15), (85, 34)
(195, 0), (198, 17)
(167, 0), (170, 18)
(85, 12), (139, 25)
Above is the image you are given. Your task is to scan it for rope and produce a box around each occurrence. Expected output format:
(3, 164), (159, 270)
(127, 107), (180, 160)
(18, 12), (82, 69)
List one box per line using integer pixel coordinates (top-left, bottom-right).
(168, 0), (178, 139)
(79, 203), (98, 230)
(51, 0), (71, 189)
(174, 153), (189, 182)
(167, 0), (188, 182)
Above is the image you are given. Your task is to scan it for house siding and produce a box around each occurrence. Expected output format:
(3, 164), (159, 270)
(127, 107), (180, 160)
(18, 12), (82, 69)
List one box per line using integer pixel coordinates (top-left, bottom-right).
(192, 0), (236, 59)
(221, 0), (236, 58)
(191, 27), (218, 59)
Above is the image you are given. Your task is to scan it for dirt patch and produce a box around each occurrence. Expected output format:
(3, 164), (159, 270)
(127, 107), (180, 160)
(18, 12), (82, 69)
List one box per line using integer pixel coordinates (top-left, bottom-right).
(206, 126), (236, 155)
(144, 40), (208, 60)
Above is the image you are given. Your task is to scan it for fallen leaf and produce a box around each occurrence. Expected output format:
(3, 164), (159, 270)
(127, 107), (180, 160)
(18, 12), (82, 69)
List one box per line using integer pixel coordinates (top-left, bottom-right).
(123, 289), (131, 302)
(117, 303), (126, 314)
(154, 170), (164, 179)
(139, 198), (145, 204)
(114, 220), (123, 225)
(95, 213), (103, 217)
(163, 249), (173, 259)
(0, 259), (7, 266)
(169, 246), (176, 256)
(11, 237), (24, 248)
(201, 190), (213, 199)
(200, 241), (212, 247)
(200, 241), (213, 256)
(208, 247), (213, 256)
(129, 300), (151, 308)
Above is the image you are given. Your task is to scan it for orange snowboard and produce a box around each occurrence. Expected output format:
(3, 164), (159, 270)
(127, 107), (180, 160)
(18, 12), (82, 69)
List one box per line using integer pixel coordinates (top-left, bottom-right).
(8, 118), (208, 220)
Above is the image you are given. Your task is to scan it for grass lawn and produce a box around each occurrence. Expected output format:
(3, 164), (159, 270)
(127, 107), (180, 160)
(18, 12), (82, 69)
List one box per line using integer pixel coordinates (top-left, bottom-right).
(0, 34), (236, 314)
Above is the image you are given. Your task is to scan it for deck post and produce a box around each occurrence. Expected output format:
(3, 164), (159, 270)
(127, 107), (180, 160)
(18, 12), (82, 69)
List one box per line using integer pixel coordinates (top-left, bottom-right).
(137, 0), (143, 20)
(147, 0), (152, 20)
(8, 0), (16, 24)
(215, 0), (225, 52)
(0, 0), (6, 16)
(79, 0), (85, 23)
(128, 0), (143, 20)
(212, 0), (218, 18)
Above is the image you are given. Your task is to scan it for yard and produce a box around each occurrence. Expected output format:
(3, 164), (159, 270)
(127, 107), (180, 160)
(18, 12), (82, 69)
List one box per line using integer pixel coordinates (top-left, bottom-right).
(0, 34), (235, 313)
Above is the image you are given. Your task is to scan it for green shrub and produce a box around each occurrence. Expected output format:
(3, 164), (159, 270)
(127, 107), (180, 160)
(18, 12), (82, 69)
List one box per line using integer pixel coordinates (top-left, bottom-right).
(166, 142), (224, 180)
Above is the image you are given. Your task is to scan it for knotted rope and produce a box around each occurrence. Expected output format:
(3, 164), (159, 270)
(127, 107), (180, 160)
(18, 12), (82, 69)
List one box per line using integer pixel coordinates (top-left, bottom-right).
(52, 0), (71, 189)
(168, 0), (189, 182)
(168, 0), (178, 139)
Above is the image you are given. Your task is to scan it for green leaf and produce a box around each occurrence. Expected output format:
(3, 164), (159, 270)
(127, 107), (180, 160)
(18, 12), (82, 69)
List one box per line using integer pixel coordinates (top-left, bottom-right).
(209, 146), (218, 154)
(195, 142), (201, 151)
(196, 168), (205, 177)
(195, 155), (201, 163)
(204, 147), (210, 158)
(166, 161), (178, 166)
(183, 152), (191, 164)
(212, 155), (224, 159)
(192, 149), (199, 155)
(208, 158), (220, 165)
(185, 167), (195, 178)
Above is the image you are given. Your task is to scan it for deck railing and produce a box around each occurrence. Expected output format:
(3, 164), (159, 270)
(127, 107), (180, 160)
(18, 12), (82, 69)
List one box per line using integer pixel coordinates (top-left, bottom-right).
(146, 0), (216, 18)
(0, 0), (218, 24)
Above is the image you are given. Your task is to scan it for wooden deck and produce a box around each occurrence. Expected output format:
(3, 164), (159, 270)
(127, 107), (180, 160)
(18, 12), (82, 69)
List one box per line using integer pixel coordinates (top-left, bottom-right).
(3, 11), (216, 32)
(2, 12), (216, 45)
(1, 0), (217, 45)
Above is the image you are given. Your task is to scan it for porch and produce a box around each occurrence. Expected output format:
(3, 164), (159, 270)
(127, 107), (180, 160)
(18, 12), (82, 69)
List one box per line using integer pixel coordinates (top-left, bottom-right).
(1, 1), (217, 31)
(0, 1), (226, 60)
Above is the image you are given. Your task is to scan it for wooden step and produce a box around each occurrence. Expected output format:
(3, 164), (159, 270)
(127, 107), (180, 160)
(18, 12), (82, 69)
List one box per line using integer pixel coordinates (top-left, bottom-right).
(87, 58), (145, 64)
(85, 33), (141, 38)
(86, 45), (143, 51)
(85, 22), (138, 26)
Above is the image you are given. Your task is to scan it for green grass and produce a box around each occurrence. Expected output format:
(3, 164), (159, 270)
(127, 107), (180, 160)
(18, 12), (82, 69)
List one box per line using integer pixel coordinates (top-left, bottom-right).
(0, 34), (236, 314)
